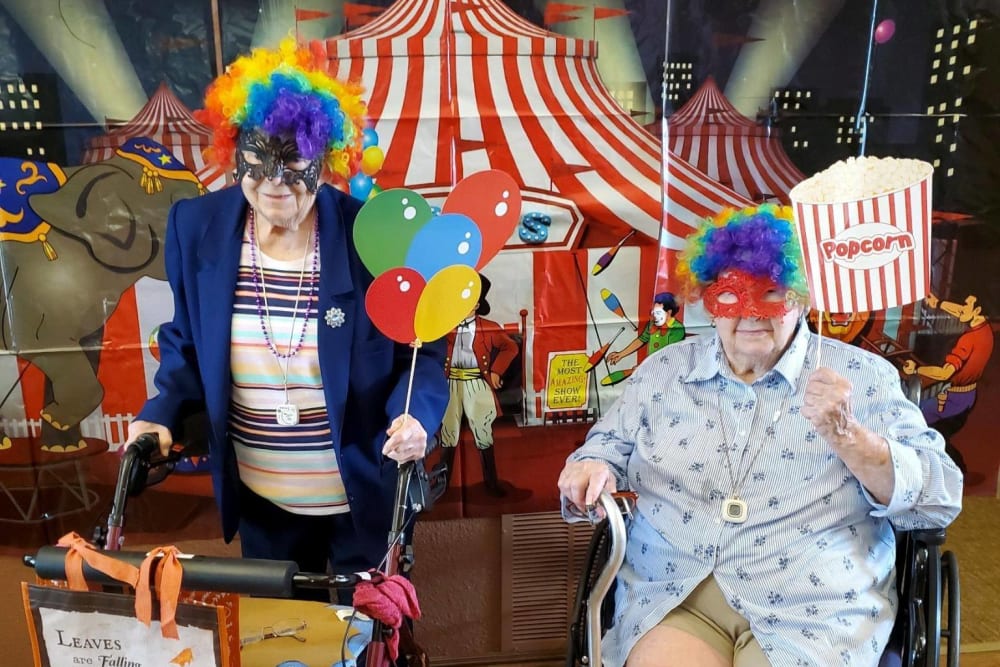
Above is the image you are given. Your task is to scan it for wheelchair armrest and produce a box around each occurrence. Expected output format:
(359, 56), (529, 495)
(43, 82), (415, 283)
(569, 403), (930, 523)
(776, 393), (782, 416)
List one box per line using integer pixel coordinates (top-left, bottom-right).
(906, 528), (946, 547)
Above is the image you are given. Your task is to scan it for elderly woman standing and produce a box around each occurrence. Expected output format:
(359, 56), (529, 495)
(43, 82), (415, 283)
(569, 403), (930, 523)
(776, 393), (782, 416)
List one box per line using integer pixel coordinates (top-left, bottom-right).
(128, 41), (448, 585)
(558, 204), (962, 667)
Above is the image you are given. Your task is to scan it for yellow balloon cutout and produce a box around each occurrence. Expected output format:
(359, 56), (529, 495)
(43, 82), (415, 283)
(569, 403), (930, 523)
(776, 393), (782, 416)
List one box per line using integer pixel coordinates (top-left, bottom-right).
(414, 265), (481, 342)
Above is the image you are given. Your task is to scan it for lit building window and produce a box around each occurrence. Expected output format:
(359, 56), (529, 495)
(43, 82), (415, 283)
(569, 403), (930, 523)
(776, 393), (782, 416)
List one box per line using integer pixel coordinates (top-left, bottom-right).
(949, 143), (957, 152)
(934, 43), (942, 53)
(35, 121), (41, 130)
(839, 115), (845, 122)
(32, 99), (39, 109)
(955, 97), (962, 107)
(6, 100), (13, 109)
(953, 114), (960, 122)
(793, 140), (799, 148)
(951, 39), (958, 49)
(968, 34), (975, 45)
(849, 116), (855, 122)
(26, 147), (32, 156)
(926, 105), (935, 115)
(933, 159), (941, 167)
(782, 102), (788, 109)
(970, 19), (978, 30)
(803, 140), (809, 148)
(953, 24), (961, 35)
(774, 91), (780, 98)
(39, 147), (45, 156)
(794, 102), (800, 110)
(947, 167), (954, 177)
(963, 65), (971, 75)
(791, 125), (796, 133)
(20, 99), (27, 109)
(805, 91), (811, 98)
(932, 59), (940, 69)
(11, 121), (18, 129)
(30, 84), (37, 93)
(838, 127), (843, 134)
(946, 71), (954, 80)
(930, 74), (938, 84)
(936, 28), (944, 38)
(836, 137), (843, 144)
(5, 83), (13, 93)
(17, 83), (25, 93)
(796, 91), (801, 98)
(686, 83), (691, 89)
(939, 102), (947, 111)
(949, 55), (957, 65)
(0, 122), (5, 131)
(846, 137), (852, 144)
(935, 134), (943, 143)
(938, 118), (945, 127)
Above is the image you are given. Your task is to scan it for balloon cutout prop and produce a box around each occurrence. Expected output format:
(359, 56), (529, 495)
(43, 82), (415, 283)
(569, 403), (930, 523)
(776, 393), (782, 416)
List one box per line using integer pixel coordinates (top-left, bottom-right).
(442, 170), (522, 268)
(354, 171), (522, 422)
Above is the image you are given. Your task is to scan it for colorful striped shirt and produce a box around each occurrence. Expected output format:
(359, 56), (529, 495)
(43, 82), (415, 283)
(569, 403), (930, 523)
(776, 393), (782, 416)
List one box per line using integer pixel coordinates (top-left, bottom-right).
(229, 234), (348, 515)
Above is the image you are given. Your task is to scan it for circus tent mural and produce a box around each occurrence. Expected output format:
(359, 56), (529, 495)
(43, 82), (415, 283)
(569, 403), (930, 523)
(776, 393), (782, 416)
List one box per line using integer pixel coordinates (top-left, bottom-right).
(316, 0), (756, 419)
(669, 76), (806, 204)
(82, 82), (229, 192)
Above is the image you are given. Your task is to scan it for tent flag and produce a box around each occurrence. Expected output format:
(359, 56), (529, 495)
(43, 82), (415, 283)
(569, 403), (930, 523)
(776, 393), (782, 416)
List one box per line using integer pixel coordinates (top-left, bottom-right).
(294, 8), (331, 21)
(594, 7), (630, 20)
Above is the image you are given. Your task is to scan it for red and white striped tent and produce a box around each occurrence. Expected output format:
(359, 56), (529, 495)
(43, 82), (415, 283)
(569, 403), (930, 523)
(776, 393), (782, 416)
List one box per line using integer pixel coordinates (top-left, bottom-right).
(82, 82), (228, 192)
(315, 0), (753, 420)
(669, 76), (805, 204)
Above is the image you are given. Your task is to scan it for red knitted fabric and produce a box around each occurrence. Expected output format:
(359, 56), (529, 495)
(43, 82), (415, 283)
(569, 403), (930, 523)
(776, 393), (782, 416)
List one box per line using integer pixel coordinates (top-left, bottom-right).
(352, 572), (422, 660)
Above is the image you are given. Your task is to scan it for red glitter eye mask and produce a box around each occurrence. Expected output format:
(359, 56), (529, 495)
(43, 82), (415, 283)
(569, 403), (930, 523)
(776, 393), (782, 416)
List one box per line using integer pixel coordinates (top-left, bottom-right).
(702, 271), (790, 319)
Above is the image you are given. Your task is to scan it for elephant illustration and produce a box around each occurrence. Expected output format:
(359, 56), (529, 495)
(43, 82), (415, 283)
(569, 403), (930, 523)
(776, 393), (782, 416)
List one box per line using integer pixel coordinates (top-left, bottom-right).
(0, 137), (204, 452)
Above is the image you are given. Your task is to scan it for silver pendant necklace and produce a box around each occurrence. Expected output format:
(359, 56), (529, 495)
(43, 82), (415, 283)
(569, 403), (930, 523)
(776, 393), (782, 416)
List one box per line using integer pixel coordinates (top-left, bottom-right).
(249, 209), (318, 426)
(716, 387), (790, 524)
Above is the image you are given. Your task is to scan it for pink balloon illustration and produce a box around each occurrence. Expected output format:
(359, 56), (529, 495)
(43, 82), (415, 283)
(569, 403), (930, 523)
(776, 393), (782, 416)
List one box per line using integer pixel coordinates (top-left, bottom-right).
(442, 170), (522, 270)
(874, 18), (895, 44)
(365, 268), (427, 344)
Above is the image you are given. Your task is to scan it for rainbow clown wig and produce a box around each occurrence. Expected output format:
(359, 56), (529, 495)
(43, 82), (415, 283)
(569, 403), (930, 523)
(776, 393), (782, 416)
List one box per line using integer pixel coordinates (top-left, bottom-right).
(675, 203), (810, 305)
(195, 38), (367, 179)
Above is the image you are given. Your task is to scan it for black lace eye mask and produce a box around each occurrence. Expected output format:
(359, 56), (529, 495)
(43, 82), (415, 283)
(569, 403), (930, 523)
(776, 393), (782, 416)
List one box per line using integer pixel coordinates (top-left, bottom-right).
(235, 129), (322, 193)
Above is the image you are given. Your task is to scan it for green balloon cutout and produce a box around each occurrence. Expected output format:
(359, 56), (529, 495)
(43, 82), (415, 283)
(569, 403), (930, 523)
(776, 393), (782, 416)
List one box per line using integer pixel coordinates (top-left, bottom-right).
(354, 188), (435, 277)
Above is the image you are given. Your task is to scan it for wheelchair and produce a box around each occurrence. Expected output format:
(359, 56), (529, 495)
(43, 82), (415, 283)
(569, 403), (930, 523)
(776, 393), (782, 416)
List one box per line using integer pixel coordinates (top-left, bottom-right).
(568, 492), (960, 667)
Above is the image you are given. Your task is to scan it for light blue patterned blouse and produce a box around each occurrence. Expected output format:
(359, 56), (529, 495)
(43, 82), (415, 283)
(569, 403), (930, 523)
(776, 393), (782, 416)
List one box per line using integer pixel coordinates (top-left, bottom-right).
(567, 322), (963, 667)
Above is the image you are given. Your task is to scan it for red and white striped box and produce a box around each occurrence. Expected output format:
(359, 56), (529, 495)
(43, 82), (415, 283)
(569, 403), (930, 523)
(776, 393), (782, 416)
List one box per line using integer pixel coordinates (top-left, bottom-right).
(790, 159), (933, 313)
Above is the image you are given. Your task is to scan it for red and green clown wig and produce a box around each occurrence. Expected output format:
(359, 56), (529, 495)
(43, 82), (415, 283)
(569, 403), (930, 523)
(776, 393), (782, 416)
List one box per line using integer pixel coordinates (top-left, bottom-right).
(195, 38), (367, 180)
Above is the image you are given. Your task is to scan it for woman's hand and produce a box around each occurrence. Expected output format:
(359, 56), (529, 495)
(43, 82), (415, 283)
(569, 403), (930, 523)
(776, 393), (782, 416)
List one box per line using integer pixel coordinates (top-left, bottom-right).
(558, 459), (616, 514)
(383, 415), (428, 463)
(801, 367), (856, 446)
(125, 420), (174, 458)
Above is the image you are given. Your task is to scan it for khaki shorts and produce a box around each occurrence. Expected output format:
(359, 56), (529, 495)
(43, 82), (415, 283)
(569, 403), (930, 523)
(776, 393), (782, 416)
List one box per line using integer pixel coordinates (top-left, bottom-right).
(658, 576), (769, 667)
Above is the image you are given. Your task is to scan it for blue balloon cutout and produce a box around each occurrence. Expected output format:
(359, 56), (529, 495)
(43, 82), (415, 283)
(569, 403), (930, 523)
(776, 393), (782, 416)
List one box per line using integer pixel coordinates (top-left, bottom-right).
(404, 213), (483, 279)
(350, 172), (374, 200)
(362, 127), (379, 149)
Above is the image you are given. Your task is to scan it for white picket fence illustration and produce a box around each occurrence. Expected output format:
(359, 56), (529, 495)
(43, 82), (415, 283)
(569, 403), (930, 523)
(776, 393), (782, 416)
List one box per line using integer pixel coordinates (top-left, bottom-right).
(0, 413), (134, 450)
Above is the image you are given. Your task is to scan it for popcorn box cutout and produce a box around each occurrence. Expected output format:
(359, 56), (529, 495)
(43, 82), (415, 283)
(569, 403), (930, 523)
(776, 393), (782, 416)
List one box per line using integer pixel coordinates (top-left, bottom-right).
(789, 157), (933, 313)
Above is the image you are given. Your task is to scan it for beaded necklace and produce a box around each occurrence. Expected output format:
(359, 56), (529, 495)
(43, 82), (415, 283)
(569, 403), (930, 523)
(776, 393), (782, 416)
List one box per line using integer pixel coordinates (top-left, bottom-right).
(247, 207), (319, 425)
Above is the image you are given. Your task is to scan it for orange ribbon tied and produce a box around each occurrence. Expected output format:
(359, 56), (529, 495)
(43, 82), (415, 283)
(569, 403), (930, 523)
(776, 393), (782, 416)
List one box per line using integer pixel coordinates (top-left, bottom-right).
(55, 532), (140, 592)
(136, 546), (185, 639)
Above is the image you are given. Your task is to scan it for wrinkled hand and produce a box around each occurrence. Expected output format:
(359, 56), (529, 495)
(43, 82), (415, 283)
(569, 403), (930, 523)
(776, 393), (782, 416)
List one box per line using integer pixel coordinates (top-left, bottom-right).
(901, 359), (917, 375)
(800, 367), (856, 447)
(557, 459), (616, 514)
(126, 420), (174, 458)
(382, 415), (428, 463)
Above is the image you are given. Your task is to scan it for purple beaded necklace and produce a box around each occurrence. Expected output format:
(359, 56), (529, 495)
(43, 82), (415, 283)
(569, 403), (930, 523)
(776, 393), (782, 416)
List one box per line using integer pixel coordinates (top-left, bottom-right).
(247, 207), (319, 360)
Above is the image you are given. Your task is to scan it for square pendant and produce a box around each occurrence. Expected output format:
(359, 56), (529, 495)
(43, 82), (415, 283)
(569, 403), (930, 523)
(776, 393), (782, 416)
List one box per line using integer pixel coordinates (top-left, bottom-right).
(276, 403), (300, 426)
(722, 497), (748, 524)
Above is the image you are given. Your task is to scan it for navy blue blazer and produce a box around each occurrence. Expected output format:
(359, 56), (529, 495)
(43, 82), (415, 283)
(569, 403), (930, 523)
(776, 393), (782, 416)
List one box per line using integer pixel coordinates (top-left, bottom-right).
(138, 184), (449, 561)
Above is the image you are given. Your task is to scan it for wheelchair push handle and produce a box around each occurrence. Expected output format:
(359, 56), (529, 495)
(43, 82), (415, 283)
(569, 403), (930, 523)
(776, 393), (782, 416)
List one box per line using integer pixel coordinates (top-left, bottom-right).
(585, 491), (629, 667)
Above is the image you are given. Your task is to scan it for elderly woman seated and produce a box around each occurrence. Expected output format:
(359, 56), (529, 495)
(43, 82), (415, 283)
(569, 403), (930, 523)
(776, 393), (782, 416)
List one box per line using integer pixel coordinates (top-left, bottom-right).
(557, 204), (962, 667)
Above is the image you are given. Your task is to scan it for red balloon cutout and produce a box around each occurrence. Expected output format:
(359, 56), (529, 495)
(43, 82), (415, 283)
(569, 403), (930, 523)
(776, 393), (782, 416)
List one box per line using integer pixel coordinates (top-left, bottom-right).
(443, 170), (522, 270)
(365, 268), (426, 343)
(874, 18), (895, 44)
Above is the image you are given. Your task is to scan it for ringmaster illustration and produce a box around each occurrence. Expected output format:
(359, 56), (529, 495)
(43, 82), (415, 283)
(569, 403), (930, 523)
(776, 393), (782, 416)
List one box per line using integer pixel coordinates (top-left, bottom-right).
(437, 275), (519, 497)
